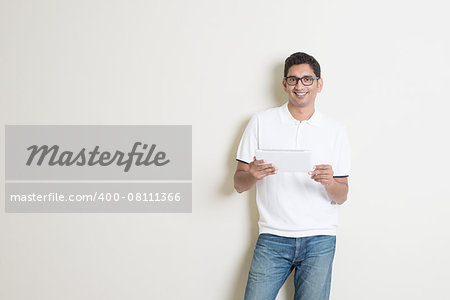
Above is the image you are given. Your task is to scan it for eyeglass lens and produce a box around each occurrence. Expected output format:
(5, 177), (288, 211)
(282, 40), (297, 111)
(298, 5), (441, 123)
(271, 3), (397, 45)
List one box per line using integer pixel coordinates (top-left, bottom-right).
(286, 76), (314, 86)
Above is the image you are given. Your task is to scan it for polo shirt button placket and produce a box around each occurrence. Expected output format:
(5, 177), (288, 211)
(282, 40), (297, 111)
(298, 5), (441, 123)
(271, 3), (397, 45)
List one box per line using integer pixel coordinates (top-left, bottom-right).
(296, 121), (305, 149)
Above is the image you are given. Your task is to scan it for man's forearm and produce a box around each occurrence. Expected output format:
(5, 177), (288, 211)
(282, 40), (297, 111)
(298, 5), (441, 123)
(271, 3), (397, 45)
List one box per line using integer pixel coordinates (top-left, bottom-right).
(325, 179), (348, 205)
(234, 170), (257, 193)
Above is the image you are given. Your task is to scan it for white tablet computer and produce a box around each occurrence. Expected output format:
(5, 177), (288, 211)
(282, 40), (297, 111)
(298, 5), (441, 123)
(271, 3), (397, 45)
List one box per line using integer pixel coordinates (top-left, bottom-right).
(255, 149), (313, 173)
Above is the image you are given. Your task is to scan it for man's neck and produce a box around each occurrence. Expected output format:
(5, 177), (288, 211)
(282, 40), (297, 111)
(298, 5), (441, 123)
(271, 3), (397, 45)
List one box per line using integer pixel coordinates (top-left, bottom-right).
(287, 102), (315, 122)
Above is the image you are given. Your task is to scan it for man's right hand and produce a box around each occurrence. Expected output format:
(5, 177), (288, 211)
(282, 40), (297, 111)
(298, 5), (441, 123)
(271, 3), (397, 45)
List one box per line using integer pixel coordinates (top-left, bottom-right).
(248, 156), (278, 180)
(234, 156), (277, 193)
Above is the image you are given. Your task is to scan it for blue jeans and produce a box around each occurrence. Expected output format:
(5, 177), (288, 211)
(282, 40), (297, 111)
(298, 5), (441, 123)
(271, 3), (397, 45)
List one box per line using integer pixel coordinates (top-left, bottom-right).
(244, 234), (336, 300)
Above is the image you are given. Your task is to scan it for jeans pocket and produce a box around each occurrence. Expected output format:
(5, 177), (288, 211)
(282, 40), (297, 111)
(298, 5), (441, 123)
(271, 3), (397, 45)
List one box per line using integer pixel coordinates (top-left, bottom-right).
(306, 235), (336, 257)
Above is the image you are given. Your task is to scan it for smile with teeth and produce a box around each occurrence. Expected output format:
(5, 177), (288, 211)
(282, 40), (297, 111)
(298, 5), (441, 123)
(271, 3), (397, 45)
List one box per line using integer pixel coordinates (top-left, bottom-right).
(294, 91), (308, 97)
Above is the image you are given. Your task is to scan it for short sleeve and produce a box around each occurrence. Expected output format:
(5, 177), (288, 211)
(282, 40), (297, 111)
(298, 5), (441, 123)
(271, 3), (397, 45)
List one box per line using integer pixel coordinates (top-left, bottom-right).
(236, 114), (258, 164)
(332, 126), (351, 177)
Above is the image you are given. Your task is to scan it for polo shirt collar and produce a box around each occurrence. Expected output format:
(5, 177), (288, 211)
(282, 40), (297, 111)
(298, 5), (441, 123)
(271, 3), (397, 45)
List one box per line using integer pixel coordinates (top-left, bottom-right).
(280, 102), (323, 127)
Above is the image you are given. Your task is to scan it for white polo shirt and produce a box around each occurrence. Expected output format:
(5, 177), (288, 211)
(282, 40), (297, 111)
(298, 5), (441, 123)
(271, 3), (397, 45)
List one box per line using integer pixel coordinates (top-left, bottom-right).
(236, 102), (350, 237)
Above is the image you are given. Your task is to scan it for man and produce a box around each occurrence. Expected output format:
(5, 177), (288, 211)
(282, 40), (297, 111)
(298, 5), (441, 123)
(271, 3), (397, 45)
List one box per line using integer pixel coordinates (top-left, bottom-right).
(234, 52), (350, 300)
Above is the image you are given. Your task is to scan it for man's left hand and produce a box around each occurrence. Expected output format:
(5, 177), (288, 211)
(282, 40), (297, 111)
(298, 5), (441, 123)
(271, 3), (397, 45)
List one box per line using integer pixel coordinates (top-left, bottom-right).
(309, 164), (334, 186)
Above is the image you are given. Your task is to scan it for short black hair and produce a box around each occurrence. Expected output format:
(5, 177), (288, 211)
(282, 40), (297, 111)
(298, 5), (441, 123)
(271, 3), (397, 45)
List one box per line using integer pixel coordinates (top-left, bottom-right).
(284, 52), (321, 78)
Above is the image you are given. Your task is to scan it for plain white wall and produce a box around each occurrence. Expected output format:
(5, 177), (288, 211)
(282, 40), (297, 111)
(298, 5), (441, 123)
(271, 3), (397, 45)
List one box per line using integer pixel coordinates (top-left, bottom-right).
(1, 0), (449, 299)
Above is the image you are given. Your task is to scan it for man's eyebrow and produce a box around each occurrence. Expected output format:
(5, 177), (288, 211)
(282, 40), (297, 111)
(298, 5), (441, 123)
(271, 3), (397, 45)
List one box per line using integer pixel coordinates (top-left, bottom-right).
(287, 74), (314, 78)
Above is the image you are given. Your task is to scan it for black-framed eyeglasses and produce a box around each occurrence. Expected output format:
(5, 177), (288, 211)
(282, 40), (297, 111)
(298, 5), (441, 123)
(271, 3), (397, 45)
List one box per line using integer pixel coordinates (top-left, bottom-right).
(284, 76), (319, 86)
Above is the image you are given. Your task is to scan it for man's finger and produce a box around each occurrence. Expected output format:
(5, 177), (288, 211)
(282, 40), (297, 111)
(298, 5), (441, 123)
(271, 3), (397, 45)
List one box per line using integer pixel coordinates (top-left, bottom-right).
(256, 163), (276, 171)
(252, 158), (266, 165)
(309, 170), (332, 176)
(255, 167), (278, 179)
(313, 164), (332, 170)
(316, 171), (332, 176)
(314, 175), (332, 180)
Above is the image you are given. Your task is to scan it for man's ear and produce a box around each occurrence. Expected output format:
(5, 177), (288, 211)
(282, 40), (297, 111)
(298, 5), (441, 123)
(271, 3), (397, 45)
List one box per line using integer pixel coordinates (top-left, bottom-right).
(282, 78), (287, 92)
(317, 78), (324, 93)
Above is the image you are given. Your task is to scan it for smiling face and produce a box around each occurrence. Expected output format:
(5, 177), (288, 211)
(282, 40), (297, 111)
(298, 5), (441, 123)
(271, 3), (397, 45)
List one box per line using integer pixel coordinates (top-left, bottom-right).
(283, 63), (323, 109)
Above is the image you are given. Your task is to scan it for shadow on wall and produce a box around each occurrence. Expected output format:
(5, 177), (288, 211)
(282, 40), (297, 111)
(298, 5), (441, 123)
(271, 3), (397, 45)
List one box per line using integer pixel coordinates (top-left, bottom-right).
(218, 61), (286, 196)
(220, 62), (296, 300)
(272, 62), (287, 107)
